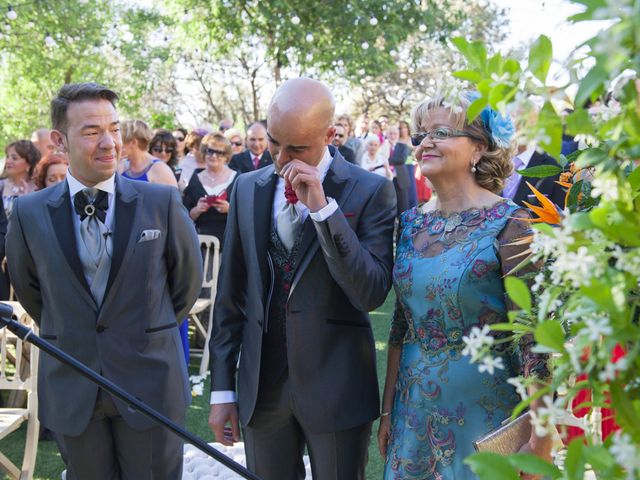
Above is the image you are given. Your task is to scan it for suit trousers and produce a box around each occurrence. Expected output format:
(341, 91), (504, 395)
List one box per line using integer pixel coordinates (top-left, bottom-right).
(63, 391), (183, 480)
(243, 373), (372, 480)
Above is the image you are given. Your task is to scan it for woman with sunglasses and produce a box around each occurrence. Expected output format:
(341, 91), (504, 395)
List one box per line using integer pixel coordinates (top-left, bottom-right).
(149, 130), (184, 187)
(378, 92), (552, 480)
(120, 120), (177, 187)
(149, 130), (179, 170)
(182, 133), (237, 249)
(223, 128), (245, 156)
(173, 127), (188, 161)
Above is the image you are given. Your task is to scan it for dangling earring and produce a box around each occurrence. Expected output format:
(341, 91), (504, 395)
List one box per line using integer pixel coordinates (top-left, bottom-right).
(471, 163), (477, 173)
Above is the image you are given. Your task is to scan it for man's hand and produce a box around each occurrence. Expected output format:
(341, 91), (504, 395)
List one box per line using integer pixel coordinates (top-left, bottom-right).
(208, 403), (241, 446)
(281, 160), (327, 212)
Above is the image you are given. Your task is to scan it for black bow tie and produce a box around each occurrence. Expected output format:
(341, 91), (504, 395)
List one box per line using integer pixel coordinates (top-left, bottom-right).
(74, 189), (108, 223)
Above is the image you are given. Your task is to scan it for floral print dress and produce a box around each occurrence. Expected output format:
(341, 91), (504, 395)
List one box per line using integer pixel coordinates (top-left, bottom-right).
(383, 199), (548, 479)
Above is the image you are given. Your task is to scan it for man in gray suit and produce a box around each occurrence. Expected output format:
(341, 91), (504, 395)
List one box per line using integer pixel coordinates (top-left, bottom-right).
(7, 83), (202, 480)
(208, 78), (396, 479)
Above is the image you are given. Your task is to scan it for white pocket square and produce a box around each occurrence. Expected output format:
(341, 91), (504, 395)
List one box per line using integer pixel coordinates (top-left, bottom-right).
(138, 229), (161, 243)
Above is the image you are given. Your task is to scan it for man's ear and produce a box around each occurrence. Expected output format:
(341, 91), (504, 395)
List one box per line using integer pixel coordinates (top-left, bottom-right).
(324, 125), (336, 144)
(51, 130), (67, 153)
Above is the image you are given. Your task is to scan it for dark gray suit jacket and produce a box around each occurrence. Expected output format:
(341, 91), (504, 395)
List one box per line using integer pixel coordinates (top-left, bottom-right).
(228, 150), (273, 174)
(7, 175), (203, 436)
(210, 152), (396, 434)
(511, 151), (566, 207)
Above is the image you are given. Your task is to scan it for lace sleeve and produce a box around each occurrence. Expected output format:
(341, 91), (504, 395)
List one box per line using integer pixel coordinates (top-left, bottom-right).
(389, 296), (408, 347)
(497, 208), (550, 379)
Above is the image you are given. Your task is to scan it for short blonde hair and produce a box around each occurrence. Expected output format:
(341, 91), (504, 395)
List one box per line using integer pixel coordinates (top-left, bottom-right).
(121, 119), (153, 150)
(200, 133), (232, 159)
(412, 92), (515, 193)
(223, 128), (244, 142)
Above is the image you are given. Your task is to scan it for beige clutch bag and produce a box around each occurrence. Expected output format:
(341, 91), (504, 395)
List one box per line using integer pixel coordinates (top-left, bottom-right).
(473, 411), (531, 455)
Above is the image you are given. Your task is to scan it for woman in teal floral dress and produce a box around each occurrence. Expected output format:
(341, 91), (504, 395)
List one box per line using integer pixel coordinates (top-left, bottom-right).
(378, 92), (551, 479)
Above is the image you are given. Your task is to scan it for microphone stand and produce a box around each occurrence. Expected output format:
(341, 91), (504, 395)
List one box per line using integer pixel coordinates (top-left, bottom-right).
(0, 304), (261, 480)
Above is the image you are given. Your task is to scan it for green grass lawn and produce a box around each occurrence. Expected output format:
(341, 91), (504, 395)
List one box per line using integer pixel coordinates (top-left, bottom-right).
(0, 292), (395, 479)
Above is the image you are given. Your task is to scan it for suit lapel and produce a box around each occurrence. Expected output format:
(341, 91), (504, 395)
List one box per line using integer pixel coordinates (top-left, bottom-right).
(254, 168), (278, 297)
(104, 175), (139, 301)
(46, 182), (94, 304)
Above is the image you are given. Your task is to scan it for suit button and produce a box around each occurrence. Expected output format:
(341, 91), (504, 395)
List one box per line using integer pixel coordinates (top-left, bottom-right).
(96, 325), (106, 333)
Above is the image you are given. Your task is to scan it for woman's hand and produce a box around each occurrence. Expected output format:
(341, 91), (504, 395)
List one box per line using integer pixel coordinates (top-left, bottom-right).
(190, 197), (210, 220)
(517, 434), (553, 479)
(213, 199), (230, 214)
(377, 414), (392, 458)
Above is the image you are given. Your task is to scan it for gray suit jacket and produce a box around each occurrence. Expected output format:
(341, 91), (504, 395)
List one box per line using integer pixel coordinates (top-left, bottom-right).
(210, 152), (396, 433)
(7, 175), (203, 436)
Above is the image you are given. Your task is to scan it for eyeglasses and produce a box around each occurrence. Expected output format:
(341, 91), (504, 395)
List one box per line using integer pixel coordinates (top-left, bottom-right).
(334, 133), (345, 138)
(231, 141), (243, 147)
(410, 127), (483, 146)
(204, 147), (227, 157)
(174, 136), (185, 142)
(152, 146), (175, 153)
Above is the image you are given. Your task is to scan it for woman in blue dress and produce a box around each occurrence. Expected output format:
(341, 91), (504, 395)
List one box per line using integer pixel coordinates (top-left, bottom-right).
(378, 92), (551, 479)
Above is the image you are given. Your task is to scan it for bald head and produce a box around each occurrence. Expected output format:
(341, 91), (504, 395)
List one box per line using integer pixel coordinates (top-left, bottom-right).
(266, 78), (337, 170)
(268, 78), (335, 132)
(31, 128), (55, 157)
(246, 122), (267, 156)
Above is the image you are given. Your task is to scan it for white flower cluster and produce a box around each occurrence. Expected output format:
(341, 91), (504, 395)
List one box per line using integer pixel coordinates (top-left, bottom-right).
(583, 315), (613, 342)
(591, 175), (621, 202)
(613, 246), (640, 278)
(537, 288), (563, 313)
(574, 133), (601, 149)
(610, 431), (640, 480)
(189, 374), (208, 397)
(548, 245), (605, 288)
(462, 325), (505, 375)
(598, 357), (629, 382)
(530, 227), (574, 259)
(529, 395), (567, 437)
(506, 376), (528, 401)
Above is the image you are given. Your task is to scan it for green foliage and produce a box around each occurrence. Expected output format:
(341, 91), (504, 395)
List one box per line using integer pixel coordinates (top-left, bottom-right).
(516, 165), (563, 178)
(455, 3), (640, 479)
(0, 0), (169, 147)
(464, 452), (520, 479)
(528, 35), (552, 83)
(534, 320), (566, 353)
(504, 276), (532, 313)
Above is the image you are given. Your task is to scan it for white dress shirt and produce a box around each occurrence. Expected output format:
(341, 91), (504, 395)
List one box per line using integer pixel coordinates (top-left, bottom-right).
(211, 147), (338, 405)
(66, 171), (116, 285)
(503, 147), (535, 199)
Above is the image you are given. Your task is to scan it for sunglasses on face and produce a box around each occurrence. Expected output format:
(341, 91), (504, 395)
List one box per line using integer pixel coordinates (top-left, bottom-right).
(204, 147), (227, 157)
(334, 133), (345, 138)
(174, 136), (185, 142)
(410, 127), (483, 146)
(231, 141), (243, 147)
(152, 146), (175, 153)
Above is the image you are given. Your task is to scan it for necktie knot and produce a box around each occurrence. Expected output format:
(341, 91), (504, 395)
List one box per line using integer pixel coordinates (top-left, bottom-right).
(284, 185), (299, 205)
(74, 188), (108, 223)
(253, 156), (260, 169)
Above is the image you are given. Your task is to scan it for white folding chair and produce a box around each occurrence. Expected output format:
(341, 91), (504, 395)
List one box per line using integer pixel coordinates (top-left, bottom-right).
(188, 235), (221, 376)
(0, 301), (39, 480)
